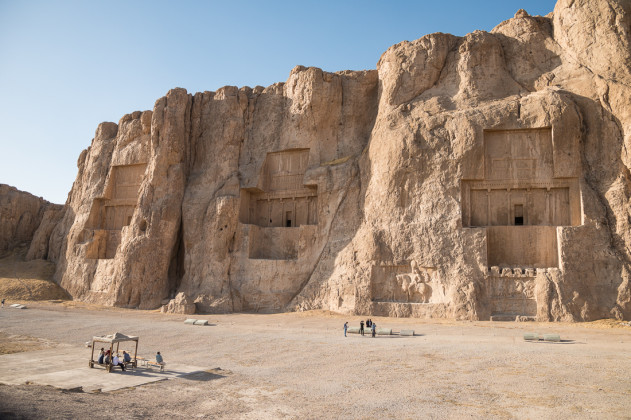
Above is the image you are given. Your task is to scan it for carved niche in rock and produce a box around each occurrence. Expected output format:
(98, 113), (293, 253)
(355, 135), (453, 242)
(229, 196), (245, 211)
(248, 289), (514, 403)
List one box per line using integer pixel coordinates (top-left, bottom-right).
(461, 128), (581, 268)
(83, 163), (146, 259)
(239, 149), (318, 260)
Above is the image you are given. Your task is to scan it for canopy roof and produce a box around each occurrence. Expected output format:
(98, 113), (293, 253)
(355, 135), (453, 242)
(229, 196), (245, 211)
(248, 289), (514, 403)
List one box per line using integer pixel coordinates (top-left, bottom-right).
(92, 332), (139, 344)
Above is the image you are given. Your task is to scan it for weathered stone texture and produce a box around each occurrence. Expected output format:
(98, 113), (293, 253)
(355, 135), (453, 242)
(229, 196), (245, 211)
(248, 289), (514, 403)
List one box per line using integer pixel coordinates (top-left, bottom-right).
(161, 292), (196, 315)
(6, 0), (631, 321)
(0, 184), (61, 257)
(26, 204), (64, 260)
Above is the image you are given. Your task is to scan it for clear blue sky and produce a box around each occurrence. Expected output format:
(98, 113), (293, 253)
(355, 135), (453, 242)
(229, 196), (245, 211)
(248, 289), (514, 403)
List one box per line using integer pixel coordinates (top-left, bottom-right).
(0, 0), (556, 204)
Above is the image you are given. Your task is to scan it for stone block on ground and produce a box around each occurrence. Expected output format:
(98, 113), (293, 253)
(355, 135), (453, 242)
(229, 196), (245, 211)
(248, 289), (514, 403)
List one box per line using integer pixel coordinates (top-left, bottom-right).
(543, 334), (561, 342)
(523, 332), (539, 341)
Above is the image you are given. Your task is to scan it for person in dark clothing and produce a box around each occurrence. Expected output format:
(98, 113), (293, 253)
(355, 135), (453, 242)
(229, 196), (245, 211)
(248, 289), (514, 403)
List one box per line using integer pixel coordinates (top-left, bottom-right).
(360, 320), (365, 336)
(123, 350), (131, 363)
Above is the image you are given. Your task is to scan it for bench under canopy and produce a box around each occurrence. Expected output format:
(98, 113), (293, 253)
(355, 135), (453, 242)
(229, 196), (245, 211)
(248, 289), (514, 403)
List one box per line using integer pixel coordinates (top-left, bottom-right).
(90, 332), (139, 372)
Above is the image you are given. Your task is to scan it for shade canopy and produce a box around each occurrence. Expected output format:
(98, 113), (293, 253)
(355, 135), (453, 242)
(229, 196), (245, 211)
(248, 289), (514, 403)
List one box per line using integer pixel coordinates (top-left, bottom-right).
(92, 332), (139, 344)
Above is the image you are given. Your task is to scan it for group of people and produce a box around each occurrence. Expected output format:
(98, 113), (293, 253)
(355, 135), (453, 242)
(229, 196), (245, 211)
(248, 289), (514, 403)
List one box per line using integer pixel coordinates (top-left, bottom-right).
(343, 319), (377, 337)
(96, 348), (164, 372)
(97, 348), (132, 371)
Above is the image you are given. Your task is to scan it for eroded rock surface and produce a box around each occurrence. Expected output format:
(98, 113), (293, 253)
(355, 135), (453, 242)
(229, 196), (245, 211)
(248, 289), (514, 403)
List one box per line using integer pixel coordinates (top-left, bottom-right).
(161, 292), (196, 315)
(0, 184), (62, 258)
(9, 0), (631, 321)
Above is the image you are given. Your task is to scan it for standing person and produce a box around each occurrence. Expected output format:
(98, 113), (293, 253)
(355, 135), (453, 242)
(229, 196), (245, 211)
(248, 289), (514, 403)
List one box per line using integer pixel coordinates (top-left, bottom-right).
(97, 348), (105, 364)
(1, 298), (4, 308)
(371, 322), (377, 338)
(360, 320), (365, 336)
(156, 351), (164, 366)
(344, 322), (348, 337)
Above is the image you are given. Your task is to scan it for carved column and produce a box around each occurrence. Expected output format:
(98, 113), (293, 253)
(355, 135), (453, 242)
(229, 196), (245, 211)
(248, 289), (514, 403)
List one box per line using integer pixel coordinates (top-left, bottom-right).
(486, 189), (491, 226)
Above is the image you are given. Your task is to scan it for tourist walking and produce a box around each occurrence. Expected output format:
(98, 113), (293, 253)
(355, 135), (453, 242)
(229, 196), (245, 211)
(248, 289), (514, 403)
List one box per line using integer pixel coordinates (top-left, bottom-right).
(371, 322), (376, 338)
(360, 320), (365, 336)
(344, 322), (348, 337)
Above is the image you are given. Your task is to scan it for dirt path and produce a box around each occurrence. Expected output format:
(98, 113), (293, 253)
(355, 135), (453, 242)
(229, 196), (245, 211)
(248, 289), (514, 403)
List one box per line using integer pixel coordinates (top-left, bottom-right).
(0, 302), (630, 419)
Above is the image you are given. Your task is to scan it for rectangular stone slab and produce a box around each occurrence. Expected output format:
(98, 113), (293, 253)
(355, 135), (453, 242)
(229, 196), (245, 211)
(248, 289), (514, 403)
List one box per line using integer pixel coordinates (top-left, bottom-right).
(523, 333), (539, 341)
(193, 320), (208, 326)
(543, 334), (561, 342)
(400, 330), (414, 336)
(184, 319), (197, 325)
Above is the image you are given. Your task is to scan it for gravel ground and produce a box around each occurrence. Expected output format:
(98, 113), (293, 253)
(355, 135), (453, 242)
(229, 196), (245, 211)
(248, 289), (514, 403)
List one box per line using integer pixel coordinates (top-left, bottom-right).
(0, 302), (630, 419)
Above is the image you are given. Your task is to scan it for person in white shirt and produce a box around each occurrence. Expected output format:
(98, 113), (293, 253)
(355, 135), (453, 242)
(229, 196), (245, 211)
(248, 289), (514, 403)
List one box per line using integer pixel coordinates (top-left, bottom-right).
(113, 355), (126, 371)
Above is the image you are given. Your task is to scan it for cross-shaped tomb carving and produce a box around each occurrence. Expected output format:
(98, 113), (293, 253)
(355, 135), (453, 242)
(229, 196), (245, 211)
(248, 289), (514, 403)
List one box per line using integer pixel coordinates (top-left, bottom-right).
(240, 149), (317, 228)
(461, 128), (580, 269)
(83, 163), (147, 259)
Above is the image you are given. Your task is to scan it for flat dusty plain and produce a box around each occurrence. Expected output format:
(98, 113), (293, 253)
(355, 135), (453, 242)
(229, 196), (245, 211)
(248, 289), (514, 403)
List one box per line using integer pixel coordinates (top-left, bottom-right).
(0, 301), (630, 419)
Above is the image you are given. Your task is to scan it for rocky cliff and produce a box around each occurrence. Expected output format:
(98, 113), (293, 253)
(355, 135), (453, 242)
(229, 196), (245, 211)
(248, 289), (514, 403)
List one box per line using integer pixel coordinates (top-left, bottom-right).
(0, 184), (63, 258)
(10, 0), (631, 321)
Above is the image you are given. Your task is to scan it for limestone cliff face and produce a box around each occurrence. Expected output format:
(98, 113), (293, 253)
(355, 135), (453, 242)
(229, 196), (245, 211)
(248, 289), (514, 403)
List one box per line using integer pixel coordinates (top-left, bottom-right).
(0, 184), (62, 258)
(35, 0), (631, 320)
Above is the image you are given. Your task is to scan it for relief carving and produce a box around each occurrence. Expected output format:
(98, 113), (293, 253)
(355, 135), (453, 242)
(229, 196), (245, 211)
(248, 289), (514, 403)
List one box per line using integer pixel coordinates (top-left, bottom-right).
(395, 261), (433, 303)
(371, 261), (444, 304)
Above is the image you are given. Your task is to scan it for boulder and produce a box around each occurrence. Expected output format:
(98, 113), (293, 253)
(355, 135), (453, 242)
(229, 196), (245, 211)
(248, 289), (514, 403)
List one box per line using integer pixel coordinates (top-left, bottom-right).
(161, 293), (196, 315)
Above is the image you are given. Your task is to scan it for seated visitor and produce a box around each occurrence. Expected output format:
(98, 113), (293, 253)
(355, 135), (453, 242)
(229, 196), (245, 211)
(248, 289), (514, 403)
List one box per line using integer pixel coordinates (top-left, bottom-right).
(123, 350), (131, 364)
(156, 351), (164, 365)
(113, 354), (126, 371)
(97, 348), (105, 364)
